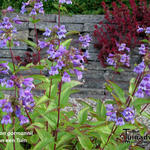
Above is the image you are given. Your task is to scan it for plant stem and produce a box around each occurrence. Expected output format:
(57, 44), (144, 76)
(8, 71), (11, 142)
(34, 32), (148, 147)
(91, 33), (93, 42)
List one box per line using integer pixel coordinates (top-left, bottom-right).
(13, 117), (16, 150)
(126, 72), (144, 107)
(54, 80), (62, 150)
(101, 123), (117, 150)
(140, 104), (149, 114)
(9, 42), (16, 72)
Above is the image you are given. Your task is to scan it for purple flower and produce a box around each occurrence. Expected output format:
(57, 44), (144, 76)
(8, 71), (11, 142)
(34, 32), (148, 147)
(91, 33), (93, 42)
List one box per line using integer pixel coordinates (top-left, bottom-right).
(15, 106), (21, 117)
(30, 9), (37, 16)
(39, 7), (44, 14)
(118, 43), (126, 51)
(137, 26), (144, 33)
(49, 66), (59, 76)
(0, 63), (9, 74)
(135, 89), (144, 98)
(20, 2), (28, 14)
(59, 0), (66, 4)
(107, 53), (116, 66)
(122, 107), (135, 124)
(74, 69), (82, 80)
(65, 0), (72, 4)
(139, 44), (146, 55)
(1, 115), (12, 125)
(2, 102), (13, 113)
(43, 27), (51, 36)
(106, 104), (114, 111)
(57, 25), (67, 39)
(116, 117), (125, 126)
(18, 115), (29, 125)
(7, 6), (14, 12)
(133, 61), (145, 74)
(0, 78), (6, 87)
(13, 16), (22, 24)
(109, 112), (117, 121)
(38, 40), (47, 48)
(145, 27), (150, 34)
(0, 99), (7, 107)
(23, 78), (35, 88)
(0, 39), (7, 48)
(6, 80), (14, 88)
(79, 34), (91, 48)
(56, 60), (65, 70)
(62, 71), (71, 82)
(34, 2), (43, 9)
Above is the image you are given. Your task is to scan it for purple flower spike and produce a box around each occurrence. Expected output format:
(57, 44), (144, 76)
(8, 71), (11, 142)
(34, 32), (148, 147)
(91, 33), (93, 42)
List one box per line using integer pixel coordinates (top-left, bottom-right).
(1, 115), (12, 125)
(62, 71), (71, 82)
(59, 0), (66, 4)
(66, 0), (72, 4)
(137, 26), (144, 33)
(19, 115), (29, 125)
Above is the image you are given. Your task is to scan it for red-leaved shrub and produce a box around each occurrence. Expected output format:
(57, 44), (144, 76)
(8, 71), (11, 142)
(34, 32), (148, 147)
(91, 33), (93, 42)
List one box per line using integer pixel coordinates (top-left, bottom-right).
(94, 0), (150, 67)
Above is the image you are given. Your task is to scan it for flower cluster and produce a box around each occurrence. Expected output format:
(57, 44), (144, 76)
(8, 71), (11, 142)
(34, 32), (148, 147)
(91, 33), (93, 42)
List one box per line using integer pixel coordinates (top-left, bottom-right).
(21, 0), (44, 15)
(47, 45), (86, 82)
(0, 63), (35, 125)
(0, 16), (21, 48)
(137, 26), (150, 34)
(135, 74), (150, 98)
(38, 25), (91, 82)
(106, 104), (135, 126)
(59, 0), (72, 4)
(107, 43), (130, 68)
(79, 34), (91, 48)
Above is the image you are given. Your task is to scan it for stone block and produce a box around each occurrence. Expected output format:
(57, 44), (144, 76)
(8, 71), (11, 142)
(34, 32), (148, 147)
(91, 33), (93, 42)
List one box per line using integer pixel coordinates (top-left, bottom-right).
(57, 15), (105, 23)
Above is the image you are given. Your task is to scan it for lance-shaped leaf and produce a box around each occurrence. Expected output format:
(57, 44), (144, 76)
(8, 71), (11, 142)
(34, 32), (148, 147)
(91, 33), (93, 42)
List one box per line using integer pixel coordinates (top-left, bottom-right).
(132, 98), (150, 107)
(78, 107), (89, 124)
(108, 80), (126, 103)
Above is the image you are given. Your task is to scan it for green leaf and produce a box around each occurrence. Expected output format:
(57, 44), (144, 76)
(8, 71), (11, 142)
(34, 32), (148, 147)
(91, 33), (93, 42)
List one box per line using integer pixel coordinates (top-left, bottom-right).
(78, 107), (89, 124)
(66, 31), (80, 36)
(26, 122), (45, 130)
(141, 39), (150, 44)
(61, 39), (72, 50)
(96, 100), (106, 120)
(129, 78), (136, 95)
(132, 98), (150, 106)
(141, 111), (150, 120)
(108, 81), (126, 103)
(78, 135), (93, 150)
(57, 133), (74, 148)
(23, 39), (37, 49)
(36, 95), (49, 105)
(29, 18), (40, 24)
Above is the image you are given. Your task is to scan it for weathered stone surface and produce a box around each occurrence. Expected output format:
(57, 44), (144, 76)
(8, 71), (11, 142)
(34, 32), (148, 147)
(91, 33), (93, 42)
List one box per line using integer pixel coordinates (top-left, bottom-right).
(29, 22), (83, 32)
(0, 50), (27, 58)
(71, 88), (105, 99)
(57, 15), (105, 23)
(88, 52), (99, 61)
(83, 23), (101, 32)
